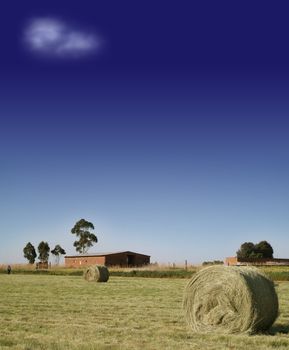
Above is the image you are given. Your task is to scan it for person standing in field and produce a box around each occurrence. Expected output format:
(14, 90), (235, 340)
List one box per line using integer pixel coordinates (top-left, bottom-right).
(7, 265), (11, 274)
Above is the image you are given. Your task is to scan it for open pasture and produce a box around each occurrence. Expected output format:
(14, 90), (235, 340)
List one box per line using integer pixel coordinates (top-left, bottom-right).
(1, 275), (289, 349)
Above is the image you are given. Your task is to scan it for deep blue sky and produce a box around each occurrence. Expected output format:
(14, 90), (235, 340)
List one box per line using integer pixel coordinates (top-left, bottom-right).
(1, 1), (289, 264)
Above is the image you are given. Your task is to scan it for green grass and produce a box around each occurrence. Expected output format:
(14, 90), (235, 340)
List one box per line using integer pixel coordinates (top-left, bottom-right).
(1, 275), (289, 349)
(260, 266), (289, 281)
(3, 264), (289, 281)
(0, 265), (196, 278)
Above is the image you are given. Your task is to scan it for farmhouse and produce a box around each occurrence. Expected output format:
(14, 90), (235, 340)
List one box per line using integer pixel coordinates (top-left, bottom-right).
(225, 256), (289, 266)
(65, 251), (150, 268)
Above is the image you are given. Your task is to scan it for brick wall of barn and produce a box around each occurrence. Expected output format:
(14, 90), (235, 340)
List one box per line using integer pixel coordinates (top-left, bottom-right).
(65, 253), (150, 267)
(65, 256), (105, 267)
(225, 257), (238, 266)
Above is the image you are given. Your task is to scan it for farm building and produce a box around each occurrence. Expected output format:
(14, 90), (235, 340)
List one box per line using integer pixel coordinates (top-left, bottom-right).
(225, 256), (289, 266)
(65, 251), (150, 268)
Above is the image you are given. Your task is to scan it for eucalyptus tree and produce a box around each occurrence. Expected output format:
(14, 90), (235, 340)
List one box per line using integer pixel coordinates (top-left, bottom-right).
(23, 242), (37, 264)
(71, 219), (97, 254)
(51, 244), (66, 265)
(38, 241), (50, 262)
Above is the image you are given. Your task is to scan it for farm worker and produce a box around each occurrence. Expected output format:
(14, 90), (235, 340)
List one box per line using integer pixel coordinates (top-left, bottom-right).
(7, 265), (11, 274)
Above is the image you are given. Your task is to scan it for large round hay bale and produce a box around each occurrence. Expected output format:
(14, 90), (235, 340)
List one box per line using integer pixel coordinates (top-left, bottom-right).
(84, 265), (109, 282)
(183, 265), (278, 334)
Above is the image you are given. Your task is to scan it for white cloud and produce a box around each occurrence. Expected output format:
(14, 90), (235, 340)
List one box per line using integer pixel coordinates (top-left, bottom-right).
(24, 18), (100, 58)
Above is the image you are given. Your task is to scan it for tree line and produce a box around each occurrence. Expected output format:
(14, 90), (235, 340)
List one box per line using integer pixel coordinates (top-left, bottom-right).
(236, 240), (274, 259)
(23, 242), (66, 265)
(23, 218), (98, 264)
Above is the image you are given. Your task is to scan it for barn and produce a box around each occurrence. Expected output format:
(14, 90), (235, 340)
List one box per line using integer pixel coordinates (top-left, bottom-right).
(65, 251), (150, 268)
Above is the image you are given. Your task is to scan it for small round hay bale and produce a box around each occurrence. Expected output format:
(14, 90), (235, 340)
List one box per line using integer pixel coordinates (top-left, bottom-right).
(183, 265), (278, 334)
(84, 265), (109, 282)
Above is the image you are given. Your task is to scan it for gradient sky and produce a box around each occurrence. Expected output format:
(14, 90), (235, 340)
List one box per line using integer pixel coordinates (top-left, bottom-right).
(1, 1), (289, 264)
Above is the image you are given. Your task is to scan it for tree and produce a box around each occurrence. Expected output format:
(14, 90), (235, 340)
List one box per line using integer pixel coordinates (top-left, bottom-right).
(38, 241), (50, 262)
(51, 244), (66, 265)
(254, 240), (273, 259)
(71, 218), (97, 254)
(236, 242), (255, 259)
(236, 240), (274, 259)
(23, 242), (37, 264)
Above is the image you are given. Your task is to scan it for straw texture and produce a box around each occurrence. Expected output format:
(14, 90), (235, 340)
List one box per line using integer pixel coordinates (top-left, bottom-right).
(183, 265), (278, 334)
(84, 265), (109, 282)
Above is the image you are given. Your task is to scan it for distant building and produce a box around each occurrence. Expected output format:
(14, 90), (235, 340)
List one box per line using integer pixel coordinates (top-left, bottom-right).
(65, 251), (150, 268)
(225, 256), (289, 266)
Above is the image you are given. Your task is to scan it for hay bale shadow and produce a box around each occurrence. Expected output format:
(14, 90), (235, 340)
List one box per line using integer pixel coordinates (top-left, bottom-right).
(269, 324), (289, 335)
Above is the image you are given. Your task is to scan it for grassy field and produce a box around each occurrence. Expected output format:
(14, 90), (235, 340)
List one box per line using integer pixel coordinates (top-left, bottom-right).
(2, 264), (289, 280)
(1, 275), (289, 349)
(0, 264), (197, 278)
